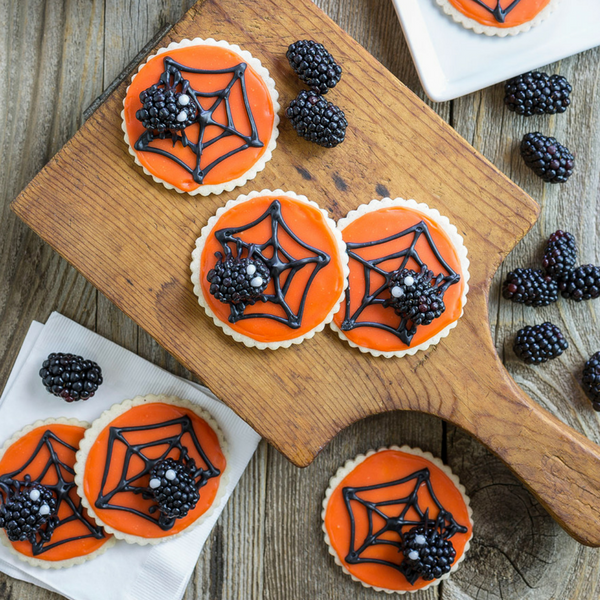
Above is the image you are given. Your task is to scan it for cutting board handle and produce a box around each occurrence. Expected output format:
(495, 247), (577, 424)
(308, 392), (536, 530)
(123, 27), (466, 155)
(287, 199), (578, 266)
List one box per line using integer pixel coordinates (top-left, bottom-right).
(445, 294), (600, 546)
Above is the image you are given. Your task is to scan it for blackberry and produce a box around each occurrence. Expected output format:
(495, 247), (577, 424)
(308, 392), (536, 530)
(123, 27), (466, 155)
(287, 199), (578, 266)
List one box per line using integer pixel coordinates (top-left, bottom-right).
(582, 352), (600, 411)
(387, 266), (446, 326)
(286, 90), (347, 148)
(136, 84), (197, 133)
(520, 132), (574, 184)
(147, 458), (199, 521)
(39, 353), (103, 402)
(401, 525), (456, 583)
(502, 268), (558, 307)
(504, 71), (572, 117)
(542, 230), (577, 278)
(286, 40), (342, 94)
(0, 483), (57, 543)
(558, 265), (600, 301)
(513, 322), (568, 365)
(207, 254), (270, 307)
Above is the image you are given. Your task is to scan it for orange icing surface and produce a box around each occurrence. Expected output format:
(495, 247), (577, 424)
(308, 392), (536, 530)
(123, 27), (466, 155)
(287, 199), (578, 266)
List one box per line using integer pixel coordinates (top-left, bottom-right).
(447, 0), (551, 27)
(200, 195), (345, 343)
(83, 403), (226, 538)
(324, 450), (472, 591)
(123, 45), (275, 191)
(0, 424), (110, 562)
(332, 207), (465, 353)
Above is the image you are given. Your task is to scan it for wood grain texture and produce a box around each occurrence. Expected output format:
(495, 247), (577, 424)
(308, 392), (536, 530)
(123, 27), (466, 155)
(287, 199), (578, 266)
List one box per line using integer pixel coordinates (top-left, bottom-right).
(1, 0), (600, 598)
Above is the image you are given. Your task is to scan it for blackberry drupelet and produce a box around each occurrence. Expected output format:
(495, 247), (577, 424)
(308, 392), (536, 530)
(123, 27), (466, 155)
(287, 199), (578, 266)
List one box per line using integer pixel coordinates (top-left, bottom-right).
(39, 353), (103, 402)
(542, 230), (577, 278)
(401, 525), (456, 583)
(504, 71), (572, 117)
(520, 132), (574, 184)
(582, 352), (600, 411)
(286, 40), (342, 94)
(558, 265), (600, 301)
(501, 268), (558, 307)
(0, 483), (57, 543)
(136, 84), (197, 133)
(207, 254), (270, 306)
(147, 458), (199, 521)
(513, 322), (568, 365)
(286, 90), (347, 148)
(387, 266), (446, 326)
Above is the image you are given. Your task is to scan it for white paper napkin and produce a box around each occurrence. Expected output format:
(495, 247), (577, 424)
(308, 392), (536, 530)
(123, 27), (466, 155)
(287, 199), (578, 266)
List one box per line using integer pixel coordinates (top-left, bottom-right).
(0, 312), (261, 600)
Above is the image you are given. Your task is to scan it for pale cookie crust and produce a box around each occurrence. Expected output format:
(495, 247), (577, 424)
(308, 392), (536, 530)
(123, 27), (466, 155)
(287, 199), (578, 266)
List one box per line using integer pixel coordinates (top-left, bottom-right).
(121, 38), (280, 195)
(331, 197), (470, 358)
(435, 0), (560, 37)
(74, 395), (229, 545)
(0, 417), (115, 569)
(191, 189), (349, 350)
(322, 445), (473, 594)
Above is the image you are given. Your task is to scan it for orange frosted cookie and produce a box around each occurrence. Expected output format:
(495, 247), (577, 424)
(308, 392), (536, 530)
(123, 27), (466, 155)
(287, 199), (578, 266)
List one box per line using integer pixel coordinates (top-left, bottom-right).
(331, 198), (469, 358)
(122, 38), (279, 195)
(191, 190), (348, 349)
(75, 395), (227, 545)
(436, 0), (559, 36)
(322, 447), (473, 593)
(0, 419), (113, 568)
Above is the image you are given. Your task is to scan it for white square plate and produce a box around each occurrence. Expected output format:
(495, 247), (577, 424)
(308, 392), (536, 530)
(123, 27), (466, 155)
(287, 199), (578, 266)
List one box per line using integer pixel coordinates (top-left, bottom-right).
(391, 0), (600, 102)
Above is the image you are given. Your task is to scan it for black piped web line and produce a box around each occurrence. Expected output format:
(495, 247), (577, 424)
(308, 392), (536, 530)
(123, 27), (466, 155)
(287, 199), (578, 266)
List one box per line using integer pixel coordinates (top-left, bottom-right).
(214, 199), (331, 328)
(342, 468), (468, 582)
(0, 430), (106, 555)
(466, 0), (522, 23)
(134, 56), (264, 184)
(340, 221), (460, 346)
(94, 416), (220, 531)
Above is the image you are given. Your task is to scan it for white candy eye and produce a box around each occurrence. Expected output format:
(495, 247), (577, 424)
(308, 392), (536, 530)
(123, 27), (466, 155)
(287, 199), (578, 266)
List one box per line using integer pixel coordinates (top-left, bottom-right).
(176, 111), (188, 122)
(178, 94), (190, 106)
(246, 264), (256, 276)
(250, 276), (263, 288)
(390, 286), (404, 298)
(408, 550), (420, 560)
(29, 489), (41, 502)
(165, 469), (177, 481)
(414, 534), (427, 545)
(403, 276), (415, 287)
(39, 504), (51, 516)
(149, 478), (161, 489)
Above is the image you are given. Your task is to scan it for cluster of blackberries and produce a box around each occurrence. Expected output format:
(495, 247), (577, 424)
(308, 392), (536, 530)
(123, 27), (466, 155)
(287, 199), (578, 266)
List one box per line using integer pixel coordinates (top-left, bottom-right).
(147, 458), (200, 522)
(136, 83), (196, 134)
(504, 71), (575, 184)
(39, 353), (103, 402)
(285, 40), (347, 148)
(386, 266), (446, 327)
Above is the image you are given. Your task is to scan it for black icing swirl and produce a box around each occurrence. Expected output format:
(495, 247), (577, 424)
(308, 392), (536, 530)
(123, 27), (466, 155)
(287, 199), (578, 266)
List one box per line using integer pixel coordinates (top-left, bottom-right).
(466, 0), (523, 23)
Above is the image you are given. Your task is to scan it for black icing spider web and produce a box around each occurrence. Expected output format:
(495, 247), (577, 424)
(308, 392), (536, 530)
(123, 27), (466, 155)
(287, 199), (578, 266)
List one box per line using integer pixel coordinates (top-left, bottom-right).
(94, 415), (220, 531)
(214, 199), (331, 328)
(340, 221), (460, 346)
(342, 468), (468, 580)
(0, 429), (106, 555)
(466, 0), (522, 23)
(134, 56), (264, 184)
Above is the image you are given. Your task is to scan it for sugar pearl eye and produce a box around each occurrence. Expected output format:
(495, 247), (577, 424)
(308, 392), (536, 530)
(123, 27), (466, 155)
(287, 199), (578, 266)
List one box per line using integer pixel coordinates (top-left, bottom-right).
(391, 286), (404, 298)
(414, 534), (427, 545)
(246, 264), (256, 276)
(165, 469), (177, 481)
(408, 550), (420, 560)
(149, 478), (161, 489)
(39, 504), (51, 516)
(176, 111), (188, 122)
(403, 276), (415, 287)
(250, 276), (263, 288)
(178, 94), (190, 106)
(29, 489), (41, 502)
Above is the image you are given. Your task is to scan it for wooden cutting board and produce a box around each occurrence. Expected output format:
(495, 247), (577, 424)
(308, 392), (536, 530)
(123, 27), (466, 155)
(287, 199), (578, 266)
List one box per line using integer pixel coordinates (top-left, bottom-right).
(11, 0), (600, 547)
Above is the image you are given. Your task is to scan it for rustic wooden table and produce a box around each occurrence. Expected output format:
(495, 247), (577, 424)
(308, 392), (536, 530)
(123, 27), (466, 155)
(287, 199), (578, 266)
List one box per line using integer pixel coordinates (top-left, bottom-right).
(2, 1), (600, 599)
